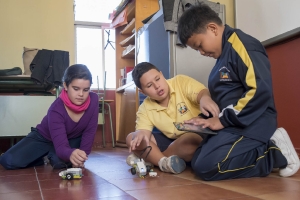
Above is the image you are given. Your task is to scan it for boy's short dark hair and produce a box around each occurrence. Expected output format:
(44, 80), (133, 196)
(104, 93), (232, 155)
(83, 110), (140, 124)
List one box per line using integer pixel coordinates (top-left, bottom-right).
(178, 3), (223, 47)
(132, 62), (160, 89)
(62, 64), (92, 87)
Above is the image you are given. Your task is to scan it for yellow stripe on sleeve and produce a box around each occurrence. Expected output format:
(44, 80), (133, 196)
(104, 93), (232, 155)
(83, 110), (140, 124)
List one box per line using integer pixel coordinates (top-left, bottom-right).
(228, 33), (257, 112)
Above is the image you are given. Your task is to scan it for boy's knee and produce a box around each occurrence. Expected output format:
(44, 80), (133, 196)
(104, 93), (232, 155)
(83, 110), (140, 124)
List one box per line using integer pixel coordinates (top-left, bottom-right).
(192, 157), (217, 181)
(193, 165), (217, 181)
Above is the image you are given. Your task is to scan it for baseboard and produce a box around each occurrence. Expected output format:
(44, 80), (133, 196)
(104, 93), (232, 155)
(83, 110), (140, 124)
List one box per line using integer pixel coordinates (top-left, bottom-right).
(115, 142), (127, 148)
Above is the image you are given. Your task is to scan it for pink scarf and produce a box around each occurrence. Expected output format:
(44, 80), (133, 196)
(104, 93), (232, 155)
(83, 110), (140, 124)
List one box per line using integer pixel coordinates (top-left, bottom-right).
(59, 89), (90, 113)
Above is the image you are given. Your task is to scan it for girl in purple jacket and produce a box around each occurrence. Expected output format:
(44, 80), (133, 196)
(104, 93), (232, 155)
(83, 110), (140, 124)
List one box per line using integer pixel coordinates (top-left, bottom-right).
(0, 64), (98, 169)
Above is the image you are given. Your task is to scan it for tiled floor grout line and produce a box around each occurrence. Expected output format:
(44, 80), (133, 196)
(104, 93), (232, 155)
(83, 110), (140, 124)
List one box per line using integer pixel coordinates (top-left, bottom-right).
(34, 167), (44, 200)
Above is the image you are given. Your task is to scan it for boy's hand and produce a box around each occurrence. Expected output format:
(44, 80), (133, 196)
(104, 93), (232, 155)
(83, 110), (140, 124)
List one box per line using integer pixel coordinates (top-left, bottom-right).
(129, 130), (151, 152)
(70, 149), (88, 167)
(185, 117), (224, 131)
(200, 95), (220, 117)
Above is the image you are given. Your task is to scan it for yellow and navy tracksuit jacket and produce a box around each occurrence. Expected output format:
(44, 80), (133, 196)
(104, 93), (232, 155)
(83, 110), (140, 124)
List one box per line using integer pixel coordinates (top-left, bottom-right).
(209, 25), (277, 143)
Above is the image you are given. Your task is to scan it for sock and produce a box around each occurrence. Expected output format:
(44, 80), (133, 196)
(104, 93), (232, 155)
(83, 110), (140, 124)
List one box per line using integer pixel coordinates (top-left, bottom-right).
(158, 156), (167, 171)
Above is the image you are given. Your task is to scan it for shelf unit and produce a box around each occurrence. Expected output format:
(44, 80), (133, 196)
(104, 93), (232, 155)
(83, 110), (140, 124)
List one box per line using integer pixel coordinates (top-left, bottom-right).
(120, 18), (135, 35)
(122, 45), (135, 59)
(113, 0), (159, 146)
(119, 33), (135, 47)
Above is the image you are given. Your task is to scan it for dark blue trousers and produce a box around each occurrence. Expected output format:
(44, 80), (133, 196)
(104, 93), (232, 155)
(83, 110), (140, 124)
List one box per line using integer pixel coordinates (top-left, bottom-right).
(0, 128), (81, 170)
(192, 130), (288, 181)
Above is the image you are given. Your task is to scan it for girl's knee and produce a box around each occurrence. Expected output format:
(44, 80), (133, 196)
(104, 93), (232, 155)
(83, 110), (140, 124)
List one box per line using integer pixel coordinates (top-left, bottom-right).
(49, 157), (71, 169)
(51, 161), (71, 169)
(47, 153), (70, 169)
(0, 153), (16, 170)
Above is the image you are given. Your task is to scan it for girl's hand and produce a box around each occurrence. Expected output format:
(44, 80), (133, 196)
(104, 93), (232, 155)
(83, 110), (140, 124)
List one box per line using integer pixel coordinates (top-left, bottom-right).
(70, 149), (88, 167)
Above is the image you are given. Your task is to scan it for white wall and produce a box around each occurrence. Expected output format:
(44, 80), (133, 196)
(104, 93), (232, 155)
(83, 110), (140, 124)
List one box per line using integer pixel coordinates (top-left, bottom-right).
(235, 0), (300, 41)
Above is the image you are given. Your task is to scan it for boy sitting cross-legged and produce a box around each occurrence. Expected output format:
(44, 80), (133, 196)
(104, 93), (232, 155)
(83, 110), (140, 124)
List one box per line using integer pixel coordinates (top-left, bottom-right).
(126, 62), (219, 174)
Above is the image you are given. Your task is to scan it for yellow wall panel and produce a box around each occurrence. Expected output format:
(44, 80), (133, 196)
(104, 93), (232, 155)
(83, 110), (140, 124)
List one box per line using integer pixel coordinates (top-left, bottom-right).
(0, 0), (75, 71)
(210, 0), (235, 27)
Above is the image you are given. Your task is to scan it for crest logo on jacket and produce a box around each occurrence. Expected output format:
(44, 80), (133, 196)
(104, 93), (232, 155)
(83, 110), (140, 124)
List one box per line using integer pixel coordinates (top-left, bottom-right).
(177, 102), (189, 115)
(219, 66), (232, 81)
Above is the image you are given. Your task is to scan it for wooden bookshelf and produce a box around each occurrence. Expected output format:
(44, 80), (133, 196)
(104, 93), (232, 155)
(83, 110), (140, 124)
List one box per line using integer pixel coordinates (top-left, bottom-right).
(113, 0), (159, 145)
(120, 18), (135, 35)
(119, 33), (135, 47)
(122, 46), (135, 59)
(127, 2), (135, 22)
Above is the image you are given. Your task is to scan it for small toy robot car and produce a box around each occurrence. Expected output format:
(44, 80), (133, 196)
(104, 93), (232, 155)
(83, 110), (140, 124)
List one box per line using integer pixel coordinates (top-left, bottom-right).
(59, 168), (83, 180)
(130, 159), (152, 178)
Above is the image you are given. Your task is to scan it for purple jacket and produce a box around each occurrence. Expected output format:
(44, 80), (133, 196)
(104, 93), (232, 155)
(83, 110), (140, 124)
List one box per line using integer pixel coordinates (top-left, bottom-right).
(37, 92), (98, 161)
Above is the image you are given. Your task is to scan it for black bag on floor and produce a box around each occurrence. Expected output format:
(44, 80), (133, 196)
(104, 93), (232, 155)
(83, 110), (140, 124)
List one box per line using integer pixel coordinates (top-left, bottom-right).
(0, 67), (22, 76)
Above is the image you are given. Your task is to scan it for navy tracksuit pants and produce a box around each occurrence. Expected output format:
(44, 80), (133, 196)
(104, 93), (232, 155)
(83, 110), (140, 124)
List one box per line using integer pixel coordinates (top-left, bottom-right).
(192, 130), (288, 181)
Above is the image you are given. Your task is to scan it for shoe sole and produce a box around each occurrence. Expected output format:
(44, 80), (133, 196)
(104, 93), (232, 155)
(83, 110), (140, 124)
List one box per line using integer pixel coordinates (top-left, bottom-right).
(277, 128), (300, 177)
(169, 156), (186, 174)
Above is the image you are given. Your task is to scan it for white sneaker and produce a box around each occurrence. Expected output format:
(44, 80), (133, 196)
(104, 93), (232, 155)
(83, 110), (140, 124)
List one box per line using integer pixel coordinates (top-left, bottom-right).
(126, 153), (153, 167)
(270, 127), (300, 177)
(158, 155), (186, 174)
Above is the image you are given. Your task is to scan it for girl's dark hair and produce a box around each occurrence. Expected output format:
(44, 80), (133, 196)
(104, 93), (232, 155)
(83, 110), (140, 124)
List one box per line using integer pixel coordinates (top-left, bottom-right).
(132, 62), (160, 89)
(62, 64), (92, 87)
(178, 3), (223, 47)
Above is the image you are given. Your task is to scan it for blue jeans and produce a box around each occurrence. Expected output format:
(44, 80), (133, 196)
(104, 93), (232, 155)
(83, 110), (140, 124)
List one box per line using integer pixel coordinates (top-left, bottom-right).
(0, 128), (81, 170)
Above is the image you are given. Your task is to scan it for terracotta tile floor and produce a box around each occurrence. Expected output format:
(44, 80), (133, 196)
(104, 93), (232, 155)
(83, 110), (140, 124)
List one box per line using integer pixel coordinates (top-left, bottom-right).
(0, 147), (299, 200)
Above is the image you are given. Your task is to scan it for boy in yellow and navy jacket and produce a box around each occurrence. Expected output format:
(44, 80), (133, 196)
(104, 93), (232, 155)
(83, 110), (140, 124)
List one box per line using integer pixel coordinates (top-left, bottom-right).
(126, 62), (220, 174)
(177, 3), (299, 180)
